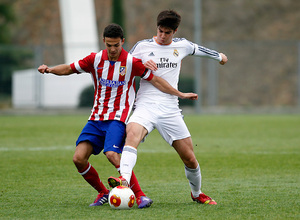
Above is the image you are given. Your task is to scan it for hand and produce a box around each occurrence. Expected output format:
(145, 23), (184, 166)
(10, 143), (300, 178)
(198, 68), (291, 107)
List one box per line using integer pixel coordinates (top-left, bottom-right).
(179, 92), (198, 100)
(219, 53), (228, 65)
(144, 60), (158, 71)
(37, 64), (50, 74)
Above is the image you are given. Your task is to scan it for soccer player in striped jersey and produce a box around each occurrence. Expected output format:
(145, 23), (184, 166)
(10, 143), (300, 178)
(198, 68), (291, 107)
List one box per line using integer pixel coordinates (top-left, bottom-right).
(38, 23), (197, 208)
(108, 10), (228, 205)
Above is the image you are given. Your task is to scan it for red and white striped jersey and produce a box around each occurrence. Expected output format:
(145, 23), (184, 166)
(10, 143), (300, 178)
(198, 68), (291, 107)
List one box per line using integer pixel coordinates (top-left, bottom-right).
(70, 48), (153, 123)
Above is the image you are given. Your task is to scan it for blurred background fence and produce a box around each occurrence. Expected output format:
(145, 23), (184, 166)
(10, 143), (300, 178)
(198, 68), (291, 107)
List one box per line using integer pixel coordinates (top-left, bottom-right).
(1, 40), (299, 109)
(0, 0), (300, 112)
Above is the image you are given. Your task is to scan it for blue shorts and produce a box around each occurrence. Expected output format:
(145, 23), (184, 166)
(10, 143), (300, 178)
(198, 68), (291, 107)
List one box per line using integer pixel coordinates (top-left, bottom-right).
(76, 120), (126, 155)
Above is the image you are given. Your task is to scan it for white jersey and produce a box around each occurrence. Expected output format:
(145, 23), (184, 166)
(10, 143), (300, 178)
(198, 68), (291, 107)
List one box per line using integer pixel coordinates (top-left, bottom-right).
(130, 37), (222, 107)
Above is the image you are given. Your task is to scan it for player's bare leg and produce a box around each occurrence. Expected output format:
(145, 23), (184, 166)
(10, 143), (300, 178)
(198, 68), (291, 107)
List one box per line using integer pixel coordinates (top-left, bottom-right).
(108, 123), (153, 208)
(106, 150), (152, 208)
(173, 137), (217, 205)
(125, 122), (148, 148)
(115, 122), (148, 184)
(73, 141), (109, 206)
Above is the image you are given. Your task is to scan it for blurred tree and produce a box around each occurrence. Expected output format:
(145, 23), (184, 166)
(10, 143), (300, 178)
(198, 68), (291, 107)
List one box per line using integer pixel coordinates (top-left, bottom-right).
(0, 2), (33, 96)
(0, 2), (15, 95)
(0, 2), (15, 43)
(79, 85), (94, 107)
(112, 0), (125, 37)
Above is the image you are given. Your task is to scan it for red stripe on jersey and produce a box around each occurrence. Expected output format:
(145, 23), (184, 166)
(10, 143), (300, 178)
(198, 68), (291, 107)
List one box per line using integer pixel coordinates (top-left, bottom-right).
(120, 76), (134, 122)
(99, 61), (114, 120)
(90, 52), (105, 121)
(109, 58), (127, 120)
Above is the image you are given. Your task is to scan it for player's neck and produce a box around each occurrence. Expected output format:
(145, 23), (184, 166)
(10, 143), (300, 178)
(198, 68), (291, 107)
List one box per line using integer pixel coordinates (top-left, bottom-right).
(154, 36), (173, 45)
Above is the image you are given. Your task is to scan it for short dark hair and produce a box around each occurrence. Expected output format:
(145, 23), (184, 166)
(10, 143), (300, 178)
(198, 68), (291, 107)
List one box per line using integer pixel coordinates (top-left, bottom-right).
(103, 23), (124, 39)
(157, 10), (181, 30)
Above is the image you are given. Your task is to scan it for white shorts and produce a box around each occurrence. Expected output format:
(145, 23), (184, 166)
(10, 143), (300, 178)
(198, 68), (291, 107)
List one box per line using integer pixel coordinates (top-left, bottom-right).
(128, 103), (191, 146)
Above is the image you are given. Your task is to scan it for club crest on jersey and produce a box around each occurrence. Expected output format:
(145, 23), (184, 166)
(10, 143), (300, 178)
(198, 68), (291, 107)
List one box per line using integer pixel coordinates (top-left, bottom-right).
(173, 49), (179, 57)
(119, 66), (126, 76)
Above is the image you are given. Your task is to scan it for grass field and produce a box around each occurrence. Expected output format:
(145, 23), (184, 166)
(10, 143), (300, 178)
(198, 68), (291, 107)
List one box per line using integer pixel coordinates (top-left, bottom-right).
(0, 113), (299, 219)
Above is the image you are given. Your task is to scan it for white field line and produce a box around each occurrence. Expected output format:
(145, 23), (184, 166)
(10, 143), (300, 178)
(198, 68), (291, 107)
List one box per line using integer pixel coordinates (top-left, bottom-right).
(0, 145), (74, 152)
(0, 146), (298, 155)
(0, 145), (173, 153)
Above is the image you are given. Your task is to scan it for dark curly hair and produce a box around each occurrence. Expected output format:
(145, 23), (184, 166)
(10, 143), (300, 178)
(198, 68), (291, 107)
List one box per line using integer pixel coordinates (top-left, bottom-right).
(157, 10), (181, 31)
(103, 23), (124, 39)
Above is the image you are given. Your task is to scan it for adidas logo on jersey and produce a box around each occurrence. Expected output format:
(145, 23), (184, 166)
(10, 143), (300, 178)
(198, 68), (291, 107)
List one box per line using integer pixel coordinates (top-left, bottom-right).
(148, 52), (155, 56)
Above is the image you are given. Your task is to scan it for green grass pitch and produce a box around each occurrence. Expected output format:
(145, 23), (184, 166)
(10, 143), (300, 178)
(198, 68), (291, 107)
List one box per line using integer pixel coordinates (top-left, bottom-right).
(0, 114), (299, 219)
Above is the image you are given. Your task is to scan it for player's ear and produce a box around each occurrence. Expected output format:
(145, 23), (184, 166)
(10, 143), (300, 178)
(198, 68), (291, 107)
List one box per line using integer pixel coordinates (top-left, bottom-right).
(173, 29), (178, 35)
(121, 38), (125, 45)
(103, 38), (106, 43)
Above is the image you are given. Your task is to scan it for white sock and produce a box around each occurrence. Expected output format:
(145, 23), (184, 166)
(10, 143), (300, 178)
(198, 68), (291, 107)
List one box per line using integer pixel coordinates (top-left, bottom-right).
(185, 164), (202, 197)
(120, 145), (137, 184)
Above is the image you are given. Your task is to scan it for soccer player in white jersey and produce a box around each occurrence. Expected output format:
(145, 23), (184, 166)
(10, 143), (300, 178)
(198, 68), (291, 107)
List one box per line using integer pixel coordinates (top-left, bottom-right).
(38, 24), (197, 208)
(108, 10), (228, 205)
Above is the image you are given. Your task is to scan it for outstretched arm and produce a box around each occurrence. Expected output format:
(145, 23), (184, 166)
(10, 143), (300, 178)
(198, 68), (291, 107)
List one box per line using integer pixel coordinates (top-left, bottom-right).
(149, 75), (198, 100)
(38, 64), (73, 75)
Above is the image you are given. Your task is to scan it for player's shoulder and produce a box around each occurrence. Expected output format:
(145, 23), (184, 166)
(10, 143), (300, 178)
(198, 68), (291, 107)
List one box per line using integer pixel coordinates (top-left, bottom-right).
(133, 38), (154, 47)
(130, 38), (153, 53)
(137, 38), (154, 44)
(173, 37), (187, 42)
(173, 38), (194, 45)
(172, 37), (189, 43)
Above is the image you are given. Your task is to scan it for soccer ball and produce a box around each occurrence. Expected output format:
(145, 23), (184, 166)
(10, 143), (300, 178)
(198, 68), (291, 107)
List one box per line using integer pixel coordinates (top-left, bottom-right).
(109, 186), (135, 209)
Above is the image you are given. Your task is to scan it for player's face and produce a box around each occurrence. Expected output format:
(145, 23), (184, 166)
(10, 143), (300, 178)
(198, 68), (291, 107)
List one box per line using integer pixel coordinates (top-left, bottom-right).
(103, 37), (125, 61)
(156, 26), (177, 45)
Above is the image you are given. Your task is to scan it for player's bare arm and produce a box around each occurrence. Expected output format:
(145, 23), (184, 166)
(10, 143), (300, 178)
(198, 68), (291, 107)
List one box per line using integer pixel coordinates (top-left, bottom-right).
(37, 64), (73, 75)
(150, 75), (198, 100)
(219, 53), (228, 65)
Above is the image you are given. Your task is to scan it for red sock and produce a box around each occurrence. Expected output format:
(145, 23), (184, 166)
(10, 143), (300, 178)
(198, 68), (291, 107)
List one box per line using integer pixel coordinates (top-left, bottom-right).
(79, 163), (109, 194)
(130, 171), (146, 198)
(115, 165), (145, 198)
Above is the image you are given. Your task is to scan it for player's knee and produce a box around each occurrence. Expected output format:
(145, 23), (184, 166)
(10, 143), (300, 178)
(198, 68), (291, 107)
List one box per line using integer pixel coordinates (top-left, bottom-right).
(105, 151), (120, 166)
(126, 125), (145, 144)
(183, 157), (198, 169)
(72, 153), (86, 167)
(125, 129), (136, 141)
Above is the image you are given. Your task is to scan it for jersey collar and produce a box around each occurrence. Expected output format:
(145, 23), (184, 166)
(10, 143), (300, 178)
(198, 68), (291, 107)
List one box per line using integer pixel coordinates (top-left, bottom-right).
(103, 48), (128, 62)
(153, 36), (173, 46)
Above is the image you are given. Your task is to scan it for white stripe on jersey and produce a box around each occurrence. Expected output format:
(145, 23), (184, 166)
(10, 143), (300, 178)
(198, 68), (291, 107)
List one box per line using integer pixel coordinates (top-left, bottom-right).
(74, 61), (84, 73)
(143, 69), (152, 79)
(99, 60), (111, 120)
(104, 61), (121, 120)
(90, 52), (103, 121)
(118, 53), (134, 122)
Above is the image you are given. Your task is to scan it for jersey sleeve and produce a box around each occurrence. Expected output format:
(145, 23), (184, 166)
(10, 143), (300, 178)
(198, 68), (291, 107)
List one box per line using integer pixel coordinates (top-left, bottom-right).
(132, 57), (154, 81)
(129, 40), (144, 58)
(70, 52), (97, 73)
(190, 41), (222, 61)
